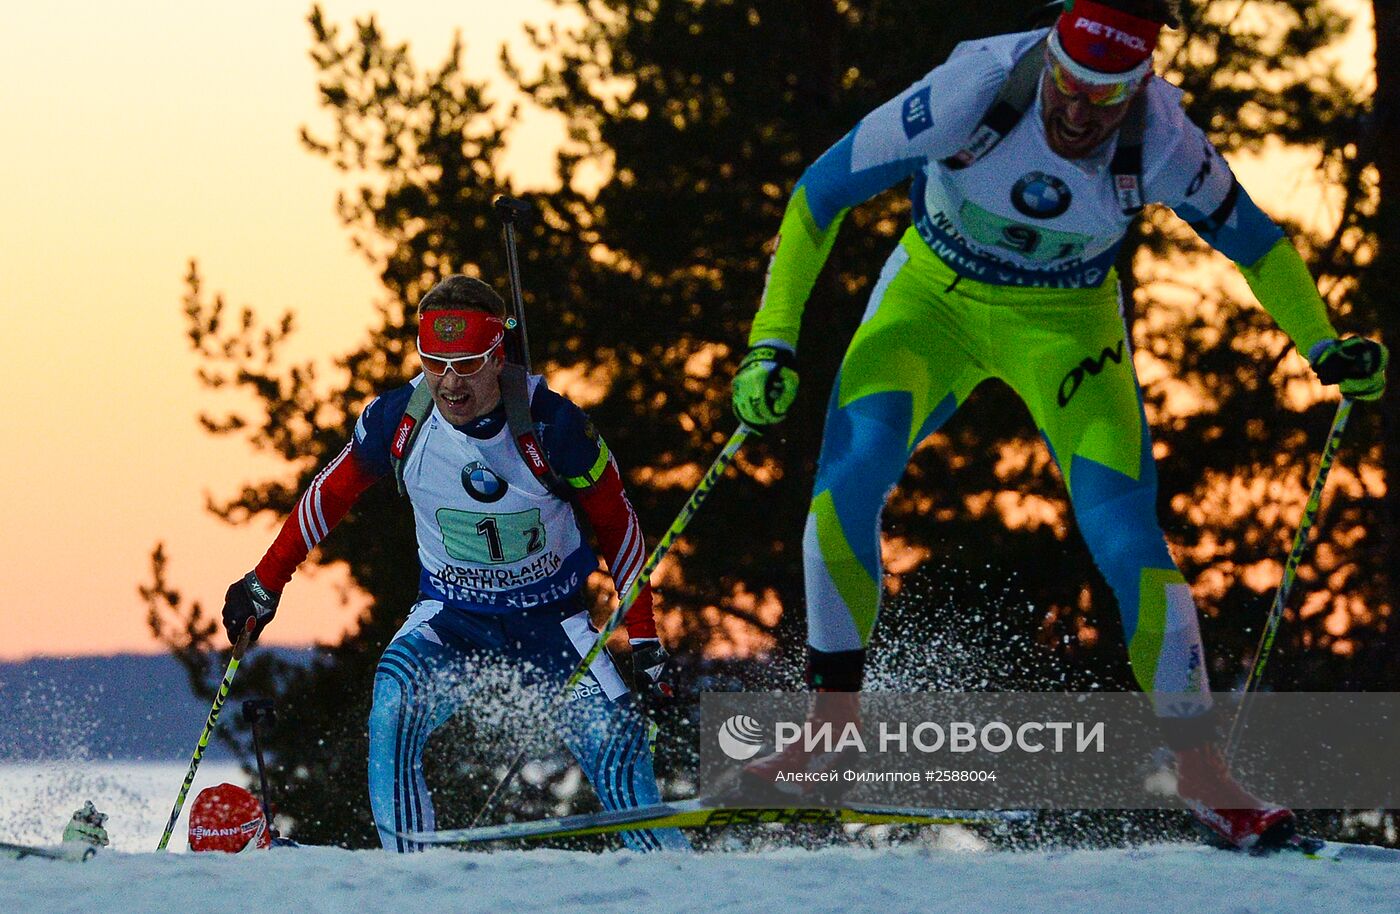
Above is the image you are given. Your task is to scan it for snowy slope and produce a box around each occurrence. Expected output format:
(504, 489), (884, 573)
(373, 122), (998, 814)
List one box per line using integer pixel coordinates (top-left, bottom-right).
(3, 842), (1398, 914)
(4, 761), (1397, 913)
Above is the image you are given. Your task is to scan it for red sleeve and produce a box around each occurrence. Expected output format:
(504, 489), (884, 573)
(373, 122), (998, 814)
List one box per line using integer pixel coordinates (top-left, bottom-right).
(254, 443), (380, 593)
(573, 459), (658, 640)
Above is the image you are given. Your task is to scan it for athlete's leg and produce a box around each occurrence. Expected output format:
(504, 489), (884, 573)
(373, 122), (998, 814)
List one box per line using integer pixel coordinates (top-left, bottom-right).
(558, 689), (691, 852)
(998, 288), (1210, 716)
(998, 288), (1297, 846)
(742, 238), (988, 793)
(367, 600), (492, 852)
(806, 231), (988, 681)
(509, 604), (690, 852)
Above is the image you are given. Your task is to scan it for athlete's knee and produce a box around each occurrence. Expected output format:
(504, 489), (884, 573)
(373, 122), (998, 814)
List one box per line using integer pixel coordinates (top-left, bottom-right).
(1074, 484), (1173, 582)
(1090, 521), (1173, 585)
(369, 646), (427, 739)
(813, 396), (916, 508)
(367, 685), (406, 761)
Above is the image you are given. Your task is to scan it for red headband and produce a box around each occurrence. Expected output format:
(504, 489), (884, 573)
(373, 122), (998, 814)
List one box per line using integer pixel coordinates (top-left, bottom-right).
(418, 310), (505, 355)
(1054, 0), (1163, 78)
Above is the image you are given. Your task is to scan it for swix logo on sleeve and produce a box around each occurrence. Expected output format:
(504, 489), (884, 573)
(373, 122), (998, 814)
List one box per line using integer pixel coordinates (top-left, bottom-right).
(518, 434), (548, 475)
(245, 576), (273, 603)
(391, 416), (417, 458)
(1073, 17), (1149, 52)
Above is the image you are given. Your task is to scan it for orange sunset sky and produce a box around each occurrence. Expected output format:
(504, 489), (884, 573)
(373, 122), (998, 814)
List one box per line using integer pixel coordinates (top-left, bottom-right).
(0, 2), (1374, 660)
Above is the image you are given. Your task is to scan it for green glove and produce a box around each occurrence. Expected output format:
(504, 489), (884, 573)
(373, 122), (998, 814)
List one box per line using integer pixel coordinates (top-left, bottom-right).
(61, 801), (109, 849)
(1308, 336), (1388, 402)
(732, 342), (799, 428)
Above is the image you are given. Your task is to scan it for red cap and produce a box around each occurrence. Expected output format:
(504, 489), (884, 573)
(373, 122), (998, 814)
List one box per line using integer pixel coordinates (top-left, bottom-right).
(418, 310), (505, 356)
(188, 783), (270, 853)
(1052, 0), (1163, 81)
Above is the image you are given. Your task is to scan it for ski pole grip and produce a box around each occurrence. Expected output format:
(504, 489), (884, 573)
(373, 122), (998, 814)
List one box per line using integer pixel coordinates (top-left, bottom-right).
(492, 194), (535, 226)
(241, 698), (276, 727)
(232, 618), (254, 660)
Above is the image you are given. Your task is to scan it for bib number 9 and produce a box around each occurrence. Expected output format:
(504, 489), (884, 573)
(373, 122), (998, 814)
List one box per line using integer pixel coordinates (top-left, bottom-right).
(958, 200), (1089, 263)
(1000, 224), (1040, 254)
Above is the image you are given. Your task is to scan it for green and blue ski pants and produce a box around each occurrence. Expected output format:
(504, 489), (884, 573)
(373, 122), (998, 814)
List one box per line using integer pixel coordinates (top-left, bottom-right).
(806, 228), (1211, 715)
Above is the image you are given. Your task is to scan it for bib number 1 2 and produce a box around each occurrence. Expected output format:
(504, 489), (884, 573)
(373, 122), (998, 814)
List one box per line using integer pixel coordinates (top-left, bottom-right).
(438, 508), (546, 564)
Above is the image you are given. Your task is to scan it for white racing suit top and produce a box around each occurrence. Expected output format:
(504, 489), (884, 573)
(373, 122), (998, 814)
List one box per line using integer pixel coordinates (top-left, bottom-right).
(396, 376), (594, 610)
(750, 28), (1336, 353)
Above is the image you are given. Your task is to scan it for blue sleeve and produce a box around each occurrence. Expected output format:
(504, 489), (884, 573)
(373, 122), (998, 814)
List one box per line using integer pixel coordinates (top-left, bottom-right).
(796, 128), (925, 230)
(529, 383), (605, 482)
(794, 37), (1018, 229)
(351, 381), (416, 478)
(1174, 178), (1283, 267)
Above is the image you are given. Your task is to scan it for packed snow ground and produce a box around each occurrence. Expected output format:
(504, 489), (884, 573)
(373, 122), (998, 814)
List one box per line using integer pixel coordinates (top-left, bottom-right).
(3, 762), (1398, 913)
(4, 841), (1399, 914)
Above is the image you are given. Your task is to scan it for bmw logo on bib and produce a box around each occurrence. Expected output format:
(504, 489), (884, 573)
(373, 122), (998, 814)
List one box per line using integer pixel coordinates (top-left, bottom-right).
(1011, 171), (1072, 219)
(461, 461), (508, 503)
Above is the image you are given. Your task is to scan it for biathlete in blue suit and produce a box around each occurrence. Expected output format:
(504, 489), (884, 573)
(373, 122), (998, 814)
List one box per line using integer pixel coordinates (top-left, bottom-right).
(222, 274), (689, 853)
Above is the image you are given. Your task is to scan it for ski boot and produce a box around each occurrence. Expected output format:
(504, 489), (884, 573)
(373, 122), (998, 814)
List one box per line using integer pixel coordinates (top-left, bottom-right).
(740, 691), (864, 801)
(739, 648), (865, 802)
(1175, 741), (1296, 850)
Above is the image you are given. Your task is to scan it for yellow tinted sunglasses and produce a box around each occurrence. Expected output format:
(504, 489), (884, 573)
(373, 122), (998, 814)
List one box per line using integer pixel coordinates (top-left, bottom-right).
(1048, 60), (1134, 107)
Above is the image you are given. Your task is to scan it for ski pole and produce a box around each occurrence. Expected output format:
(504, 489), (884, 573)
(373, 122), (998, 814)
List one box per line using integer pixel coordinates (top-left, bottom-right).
(1225, 397), (1353, 763)
(241, 698), (277, 824)
(469, 424), (755, 825)
(156, 619), (254, 851)
(493, 193), (535, 371)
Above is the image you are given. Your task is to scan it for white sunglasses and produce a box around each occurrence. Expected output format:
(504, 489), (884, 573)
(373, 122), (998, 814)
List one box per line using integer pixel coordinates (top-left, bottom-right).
(416, 339), (502, 377)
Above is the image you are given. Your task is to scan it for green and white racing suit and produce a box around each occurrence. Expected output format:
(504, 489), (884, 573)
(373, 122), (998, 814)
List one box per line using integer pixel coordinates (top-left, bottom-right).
(751, 29), (1337, 714)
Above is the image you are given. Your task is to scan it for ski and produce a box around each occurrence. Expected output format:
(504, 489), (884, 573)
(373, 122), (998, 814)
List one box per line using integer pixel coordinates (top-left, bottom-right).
(0, 840), (96, 862)
(404, 798), (1028, 846)
(1278, 834), (1400, 863)
(1204, 832), (1400, 864)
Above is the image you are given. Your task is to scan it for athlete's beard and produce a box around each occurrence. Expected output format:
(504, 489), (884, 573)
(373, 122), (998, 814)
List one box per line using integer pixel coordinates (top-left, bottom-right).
(1040, 79), (1135, 160)
(1044, 112), (1116, 158)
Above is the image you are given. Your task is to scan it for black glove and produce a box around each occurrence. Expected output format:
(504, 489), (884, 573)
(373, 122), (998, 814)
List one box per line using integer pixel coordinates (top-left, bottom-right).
(222, 571), (280, 644)
(630, 639), (675, 705)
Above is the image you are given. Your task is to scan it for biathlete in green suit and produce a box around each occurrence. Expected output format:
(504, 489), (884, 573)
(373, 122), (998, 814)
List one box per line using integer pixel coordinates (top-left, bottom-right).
(731, 0), (1387, 849)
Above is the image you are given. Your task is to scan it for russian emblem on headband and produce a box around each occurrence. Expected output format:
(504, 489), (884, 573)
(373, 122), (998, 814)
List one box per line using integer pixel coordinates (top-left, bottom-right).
(433, 315), (467, 343)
